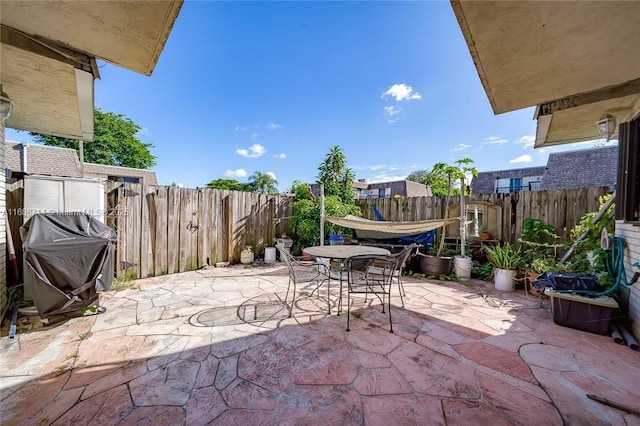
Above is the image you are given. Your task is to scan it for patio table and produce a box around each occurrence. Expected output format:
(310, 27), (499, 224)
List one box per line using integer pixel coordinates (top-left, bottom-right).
(303, 245), (390, 314)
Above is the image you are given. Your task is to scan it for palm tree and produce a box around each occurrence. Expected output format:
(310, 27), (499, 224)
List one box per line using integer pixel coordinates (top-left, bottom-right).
(248, 171), (278, 194)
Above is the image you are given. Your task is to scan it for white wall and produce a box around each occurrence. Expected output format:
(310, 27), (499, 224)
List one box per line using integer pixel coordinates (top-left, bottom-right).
(0, 122), (7, 317)
(615, 221), (640, 340)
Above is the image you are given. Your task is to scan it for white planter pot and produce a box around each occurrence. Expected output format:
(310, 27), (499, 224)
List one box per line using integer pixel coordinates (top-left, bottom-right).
(454, 256), (472, 281)
(494, 268), (516, 291)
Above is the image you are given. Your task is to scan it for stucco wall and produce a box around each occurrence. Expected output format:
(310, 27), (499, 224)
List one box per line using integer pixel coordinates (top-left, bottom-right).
(615, 221), (640, 340)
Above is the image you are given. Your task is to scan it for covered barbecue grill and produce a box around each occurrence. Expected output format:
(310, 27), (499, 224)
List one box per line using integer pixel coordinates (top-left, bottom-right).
(20, 213), (116, 316)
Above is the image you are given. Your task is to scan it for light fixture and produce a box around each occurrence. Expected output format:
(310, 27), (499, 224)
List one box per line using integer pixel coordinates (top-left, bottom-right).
(596, 114), (616, 141)
(0, 84), (14, 123)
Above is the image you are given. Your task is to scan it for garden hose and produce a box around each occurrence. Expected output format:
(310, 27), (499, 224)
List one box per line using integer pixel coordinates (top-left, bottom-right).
(555, 236), (631, 297)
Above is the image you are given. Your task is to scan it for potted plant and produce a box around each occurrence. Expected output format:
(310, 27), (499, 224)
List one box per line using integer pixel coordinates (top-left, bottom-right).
(420, 158), (477, 277)
(483, 243), (524, 291)
(478, 225), (491, 241)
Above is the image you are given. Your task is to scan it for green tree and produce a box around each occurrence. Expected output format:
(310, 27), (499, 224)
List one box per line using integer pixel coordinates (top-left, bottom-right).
(248, 171), (278, 194)
(316, 145), (355, 203)
(30, 108), (156, 169)
(429, 158), (478, 256)
(406, 169), (430, 184)
(206, 178), (252, 192)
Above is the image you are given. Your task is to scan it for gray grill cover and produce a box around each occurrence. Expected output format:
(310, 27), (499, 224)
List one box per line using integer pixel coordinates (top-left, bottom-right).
(20, 213), (116, 316)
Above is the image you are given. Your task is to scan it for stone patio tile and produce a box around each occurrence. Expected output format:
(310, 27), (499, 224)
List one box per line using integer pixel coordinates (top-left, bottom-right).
(425, 310), (498, 338)
(414, 332), (465, 361)
(125, 316), (186, 336)
(118, 406), (185, 425)
(130, 359), (200, 406)
(76, 328), (146, 367)
(185, 385), (227, 425)
(442, 399), (513, 426)
(136, 306), (165, 323)
(419, 317), (481, 346)
(28, 386), (84, 426)
(362, 395), (445, 425)
(268, 323), (325, 349)
(529, 366), (627, 425)
(563, 369), (640, 416)
(180, 335), (213, 361)
(146, 335), (190, 371)
(53, 384), (133, 425)
(209, 327), (270, 358)
(221, 378), (278, 410)
(273, 385), (363, 425)
(0, 371), (70, 425)
(388, 341), (480, 398)
(65, 362), (126, 389)
(210, 409), (273, 425)
(477, 372), (562, 424)
(195, 353), (220, 388)
(238, 340), (292, 393)
(215, 355), (238, 390)
(290, 335), (359, 385)
(353, 348), (391, 368)
(481, 317), (531, 333)
(353, 367), (413, 395)
(454, 342), (537, 383)
(480, 328), (541, 352)
(81, 361), (147, 400)
(520, 343), (581, 372)
(346, 324), (405, 354)
(1, 318), (91, 377)
(91, 308), (138, 332)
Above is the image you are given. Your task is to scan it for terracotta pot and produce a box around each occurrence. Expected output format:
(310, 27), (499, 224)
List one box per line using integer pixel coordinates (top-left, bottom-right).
(479, 232), (491, 240)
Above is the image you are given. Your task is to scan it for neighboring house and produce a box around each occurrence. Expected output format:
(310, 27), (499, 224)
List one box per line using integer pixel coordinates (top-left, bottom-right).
(540, 146), (618, 190)
(4, 142), (158, 185)
(310, 179), (432, 199)
(471, 146), (618, 194)
(472, 166), (545, 194)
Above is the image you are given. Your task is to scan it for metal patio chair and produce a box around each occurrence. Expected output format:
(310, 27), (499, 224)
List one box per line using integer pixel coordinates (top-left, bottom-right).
(277, 246), (330, 316)
(345, 254), (398, 332)
(367, 243), (417, 308)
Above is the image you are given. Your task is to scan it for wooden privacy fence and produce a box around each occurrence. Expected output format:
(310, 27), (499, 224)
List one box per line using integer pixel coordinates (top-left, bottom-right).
(356, 186), (613, 243)
(107, 182), (293, 279)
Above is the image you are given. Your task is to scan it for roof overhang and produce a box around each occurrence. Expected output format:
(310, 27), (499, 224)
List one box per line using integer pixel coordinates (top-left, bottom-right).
(451, 1), (640, 147)
(0, 1), (183, 141)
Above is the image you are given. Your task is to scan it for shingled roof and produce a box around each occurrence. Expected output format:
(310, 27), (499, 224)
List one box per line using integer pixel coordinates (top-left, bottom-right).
(540, 145), (618, 190)
(5, 142), (158, 185)
(5, 142), (81, 177)
(471, 167), (546, 194)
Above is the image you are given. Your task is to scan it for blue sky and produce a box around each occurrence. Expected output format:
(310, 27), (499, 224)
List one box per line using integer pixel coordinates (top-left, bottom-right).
(6, 1), (611, 190)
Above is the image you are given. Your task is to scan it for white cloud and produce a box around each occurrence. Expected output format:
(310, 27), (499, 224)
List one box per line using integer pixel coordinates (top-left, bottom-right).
(514, 134), (535, 148)
(384, 105), (402, 116)
(367, 173), (408, 183)
(275, 152), (287, 159)
(236, 143), (266, 158)
(382, 83), (422, 101)
(509, 155), (533, 164)
(266, 171), (277, 180)
(450, 143), (471, 152)
(483, 136), (509, 145)
(224, 168), (248, 178)
(234, 125), (247, 132)
(266, 122), (282, 130)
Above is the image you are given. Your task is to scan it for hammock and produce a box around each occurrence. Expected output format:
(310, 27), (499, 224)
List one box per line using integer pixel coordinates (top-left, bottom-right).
(326, 215), (457, 240)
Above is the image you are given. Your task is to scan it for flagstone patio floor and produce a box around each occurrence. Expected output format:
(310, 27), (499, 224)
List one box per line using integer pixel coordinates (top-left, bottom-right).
(1, 264), (639, 425)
